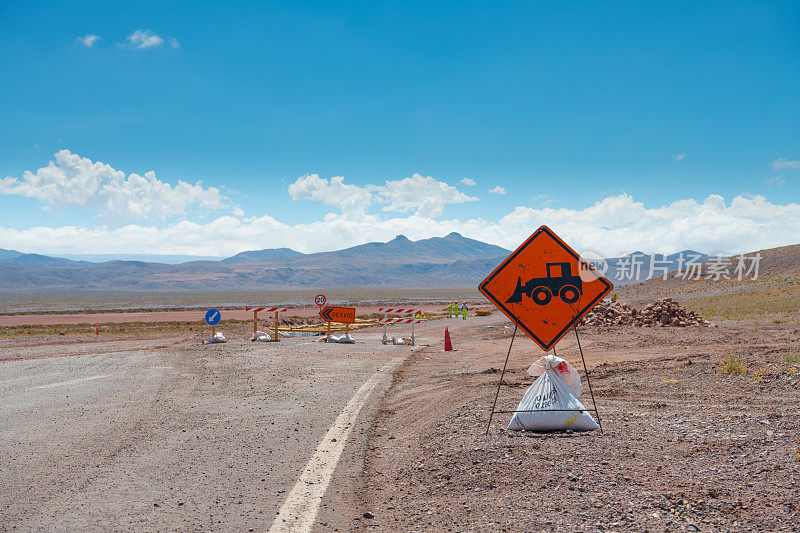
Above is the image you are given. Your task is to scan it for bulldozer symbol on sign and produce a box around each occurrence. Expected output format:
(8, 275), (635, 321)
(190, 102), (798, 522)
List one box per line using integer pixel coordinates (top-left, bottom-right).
(506, 262), (583, 306)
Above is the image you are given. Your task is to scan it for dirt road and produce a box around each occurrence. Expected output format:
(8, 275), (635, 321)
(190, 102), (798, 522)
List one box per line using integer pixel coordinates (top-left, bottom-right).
(0, 331), (419, 531)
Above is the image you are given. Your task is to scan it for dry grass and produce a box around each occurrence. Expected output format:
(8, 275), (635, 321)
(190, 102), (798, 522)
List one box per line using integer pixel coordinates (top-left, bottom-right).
(787, 351), (800, 365)
(719, 353), (748, 375)
(0, 288), (485, 315)
(684, 281), (800, 320)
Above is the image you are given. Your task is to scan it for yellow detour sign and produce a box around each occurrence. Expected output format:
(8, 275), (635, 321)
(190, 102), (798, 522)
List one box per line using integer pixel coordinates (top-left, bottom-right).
(319, 306), (356, 324)
(479, 225), (612, 351)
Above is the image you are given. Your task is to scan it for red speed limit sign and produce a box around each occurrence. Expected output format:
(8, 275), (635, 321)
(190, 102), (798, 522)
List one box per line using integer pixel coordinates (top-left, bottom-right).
(314, 294), (326, 307)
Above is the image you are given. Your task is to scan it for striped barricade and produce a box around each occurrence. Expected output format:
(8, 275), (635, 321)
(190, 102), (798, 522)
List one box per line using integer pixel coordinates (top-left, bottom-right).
(379, 307), (422, 345)
(246, 307), (288, 342)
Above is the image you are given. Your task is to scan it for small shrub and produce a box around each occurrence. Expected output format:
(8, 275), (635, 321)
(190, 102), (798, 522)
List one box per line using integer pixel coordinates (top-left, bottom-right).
(786, 351), (800, 365)
(720, 353), (748, 375)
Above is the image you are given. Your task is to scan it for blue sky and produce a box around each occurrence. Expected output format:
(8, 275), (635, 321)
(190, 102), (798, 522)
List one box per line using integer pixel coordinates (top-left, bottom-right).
(1, 1), (799, 256)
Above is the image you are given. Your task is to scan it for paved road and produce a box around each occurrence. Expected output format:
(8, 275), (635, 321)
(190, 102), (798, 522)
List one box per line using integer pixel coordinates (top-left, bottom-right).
(0, 332), (417, 531)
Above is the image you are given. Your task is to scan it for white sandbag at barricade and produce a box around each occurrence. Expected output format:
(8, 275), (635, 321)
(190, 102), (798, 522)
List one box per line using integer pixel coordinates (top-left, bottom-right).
(251, 331), (271, 342)
(204, 332), (227, 344)
(507, 369), (599, 432)
(327, 334), (355, 344)
(527, 354), (582, 397)
(383, 336), (413, 345)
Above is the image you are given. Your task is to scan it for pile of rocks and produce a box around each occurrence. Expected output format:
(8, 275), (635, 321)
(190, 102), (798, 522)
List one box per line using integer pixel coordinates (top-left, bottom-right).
(580, 298), (710, 327)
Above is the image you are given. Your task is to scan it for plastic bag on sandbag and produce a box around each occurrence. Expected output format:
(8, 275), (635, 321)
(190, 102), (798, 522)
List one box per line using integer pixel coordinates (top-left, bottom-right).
(327, 334), (355, 344)
(204, 332), (227, 344)
(507, 370), (599, 432)
(251, 331), (271, 342)
(527, 354), (582, 397)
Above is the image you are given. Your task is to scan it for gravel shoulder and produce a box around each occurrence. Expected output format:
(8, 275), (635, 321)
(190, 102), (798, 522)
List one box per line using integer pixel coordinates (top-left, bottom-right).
(355, 315), (800, 531)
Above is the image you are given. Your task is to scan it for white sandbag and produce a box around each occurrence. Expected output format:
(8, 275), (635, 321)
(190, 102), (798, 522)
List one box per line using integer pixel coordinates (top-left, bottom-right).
(384, 336), (413, 345)
(527, 354), (582, 397)
(327, 334), (355, 344)
(204, 332), (227, 344)
(507, 370), (599, 432)
(251, 331), (271, 342)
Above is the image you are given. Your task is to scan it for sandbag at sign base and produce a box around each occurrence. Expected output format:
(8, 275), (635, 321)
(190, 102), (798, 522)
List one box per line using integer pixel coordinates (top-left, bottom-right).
(508, 369), (599, 432)
(203, 332), (227, 344)
(327, 334), (355, 344)
(251, 331), (271, 342)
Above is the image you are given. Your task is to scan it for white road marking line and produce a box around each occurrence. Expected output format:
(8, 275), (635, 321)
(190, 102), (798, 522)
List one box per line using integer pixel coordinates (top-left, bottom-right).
(269, 357), (403, 533)
(35, 374), (112, 389)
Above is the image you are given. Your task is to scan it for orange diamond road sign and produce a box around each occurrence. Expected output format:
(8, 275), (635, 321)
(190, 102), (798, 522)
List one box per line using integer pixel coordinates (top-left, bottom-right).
(319, 306), (356, 324)
(479, 225), (612, 351)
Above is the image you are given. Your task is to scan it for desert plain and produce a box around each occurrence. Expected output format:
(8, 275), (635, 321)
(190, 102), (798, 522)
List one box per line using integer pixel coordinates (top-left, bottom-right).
(1, 257), (799, 532)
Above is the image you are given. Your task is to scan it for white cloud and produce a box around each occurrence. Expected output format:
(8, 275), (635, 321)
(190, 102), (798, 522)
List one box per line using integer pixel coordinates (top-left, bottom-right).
(0, 150), (228, 219)
(378, 173), (478, 217)
(77, 34), (101, 47)
(460, 178), (476, 186)
(531, 194), (555, 207)
(3, 193), (798, 258)
(772, 157), (800, 170)
(489, 186), (507, 195)
(125, 29), (165, 49)
(288, 173), (477, 219)
(766, 176), (784, 187)
(672, 152), (687, 161)
(169, 38), (180, 49)
(288, 174), (374, 219)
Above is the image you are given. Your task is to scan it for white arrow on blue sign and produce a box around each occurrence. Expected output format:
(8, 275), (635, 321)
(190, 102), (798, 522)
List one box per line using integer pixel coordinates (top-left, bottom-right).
(205, 308), (222, 326)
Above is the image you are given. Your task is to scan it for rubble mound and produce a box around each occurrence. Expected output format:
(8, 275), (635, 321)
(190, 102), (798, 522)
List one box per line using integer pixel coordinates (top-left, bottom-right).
(580, 298), (710, 327)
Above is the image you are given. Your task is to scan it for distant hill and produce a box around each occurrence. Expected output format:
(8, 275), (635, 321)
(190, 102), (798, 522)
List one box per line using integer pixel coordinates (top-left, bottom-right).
(223, 248), (305, 263)
(2, 253), (90, 268)
(603, 250), (709, 286)
(0, 248), (24, 262)
(0, 233), (512, 291)
(618, 243), (800, 309)
(0, 234), (717, 292)
(53, 253), (228, 264)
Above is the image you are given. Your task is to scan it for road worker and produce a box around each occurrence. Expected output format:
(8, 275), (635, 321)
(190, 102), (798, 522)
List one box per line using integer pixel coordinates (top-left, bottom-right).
(461, 301), (468, 320)
(446, 301), (452, 318)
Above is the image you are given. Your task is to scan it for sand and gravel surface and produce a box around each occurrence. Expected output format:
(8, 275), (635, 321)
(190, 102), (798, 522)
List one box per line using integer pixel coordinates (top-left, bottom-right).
(356, 314), (800, 531)
(0, 330), (422, 531)
(2, 310), (799, 531)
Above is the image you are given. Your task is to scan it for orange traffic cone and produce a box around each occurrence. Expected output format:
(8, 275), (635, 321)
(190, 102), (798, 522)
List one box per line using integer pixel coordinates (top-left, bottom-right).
(444, 327), (454, 351)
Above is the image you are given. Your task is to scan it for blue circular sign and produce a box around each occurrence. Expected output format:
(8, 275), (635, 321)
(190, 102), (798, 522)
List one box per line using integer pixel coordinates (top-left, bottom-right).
(205, 308), (222, 326)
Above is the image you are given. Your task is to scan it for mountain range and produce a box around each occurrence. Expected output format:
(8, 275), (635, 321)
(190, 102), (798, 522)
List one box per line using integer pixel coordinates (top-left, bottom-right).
(0, 233), (706, 292)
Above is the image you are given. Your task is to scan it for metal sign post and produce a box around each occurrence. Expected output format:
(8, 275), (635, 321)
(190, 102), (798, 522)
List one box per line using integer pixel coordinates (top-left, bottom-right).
(479, 225), (611, 433)
(205, 309), (222, 338)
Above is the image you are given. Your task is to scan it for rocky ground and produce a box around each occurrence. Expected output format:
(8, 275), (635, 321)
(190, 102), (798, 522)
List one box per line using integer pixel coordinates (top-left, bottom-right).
(355, 316), (800, 531)
(581, 298), (710, 327)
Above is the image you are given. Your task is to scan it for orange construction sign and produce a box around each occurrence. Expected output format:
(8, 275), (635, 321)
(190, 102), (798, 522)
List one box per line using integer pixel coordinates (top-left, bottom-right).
(479, 225), (612, 351)
(319, 306), (356, 324)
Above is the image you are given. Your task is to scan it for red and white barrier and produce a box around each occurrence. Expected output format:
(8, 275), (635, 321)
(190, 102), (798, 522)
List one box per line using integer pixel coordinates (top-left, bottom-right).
(381, 306), (423, 345)
(378, 317), (423, 324)
(246, 306), (288, 342)
(246, 307), (287, 313)
(378, 307), (415, 315)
